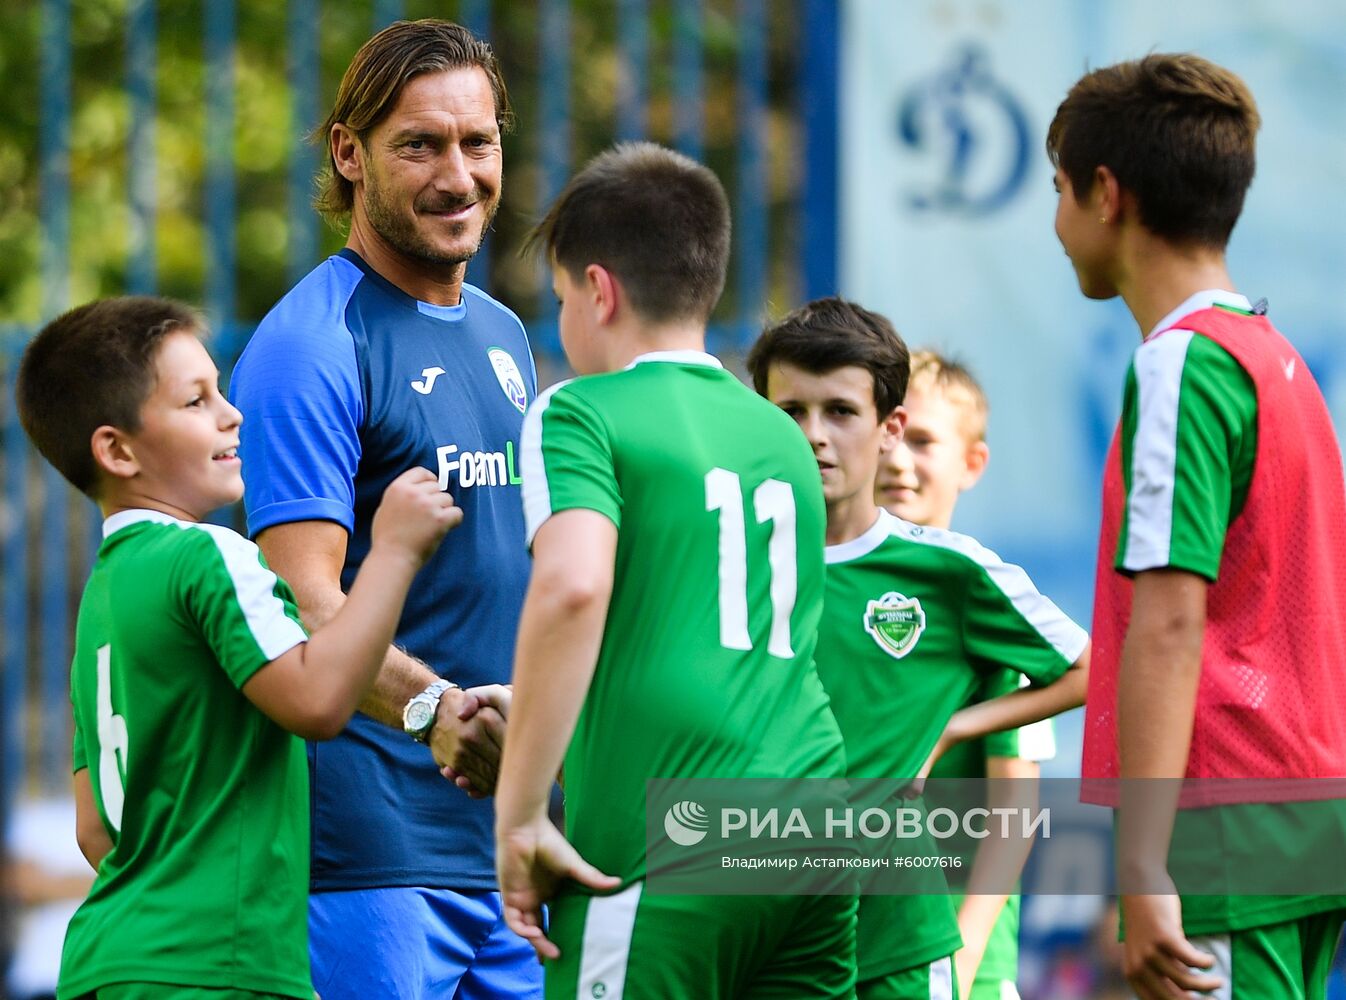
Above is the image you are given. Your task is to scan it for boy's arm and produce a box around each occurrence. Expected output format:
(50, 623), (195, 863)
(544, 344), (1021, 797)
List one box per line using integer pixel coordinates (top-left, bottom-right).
(241, 469), (461, 741)
(1116, 569), (1221, 998)
(73, 769), (112, 873)
(495, 509), (622, 960)
(952, 754), (1038, 1000)
(925, 643), (1089, 773)
(1109, 333), (1252, 999)
(258, 520), (507, 790)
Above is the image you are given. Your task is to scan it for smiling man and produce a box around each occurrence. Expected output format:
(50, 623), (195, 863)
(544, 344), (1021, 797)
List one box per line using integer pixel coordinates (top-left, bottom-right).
(230, 20), (540, 1000)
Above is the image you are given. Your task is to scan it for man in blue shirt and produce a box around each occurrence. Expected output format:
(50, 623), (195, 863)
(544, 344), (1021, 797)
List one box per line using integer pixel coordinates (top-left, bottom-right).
(230, 20), (539, 1000)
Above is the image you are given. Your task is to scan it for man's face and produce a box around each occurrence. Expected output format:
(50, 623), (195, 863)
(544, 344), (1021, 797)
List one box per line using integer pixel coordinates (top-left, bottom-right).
(875, 385), (983, 530)
(1053, 166), (1116, 300)
(355, 67), (503, 269)
(765, 362), (902, 511)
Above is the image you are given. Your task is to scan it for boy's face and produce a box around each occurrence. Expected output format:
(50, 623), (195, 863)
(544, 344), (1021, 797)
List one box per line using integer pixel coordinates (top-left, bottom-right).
(552, 265), (604, 375)
(116, 331), (244, 521)
(875, 384), (986, 530)
(1053, 166), (1118, 300)
(765, 361), (903, 512)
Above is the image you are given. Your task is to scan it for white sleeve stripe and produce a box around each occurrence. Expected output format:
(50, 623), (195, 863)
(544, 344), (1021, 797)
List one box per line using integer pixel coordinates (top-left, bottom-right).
(979, 558), (1090, 664)
(1122, 330), (1194, 571)
(520, 380), (573, 547)
(194, 524), (307, 660)
(892, 519), (1088, 663)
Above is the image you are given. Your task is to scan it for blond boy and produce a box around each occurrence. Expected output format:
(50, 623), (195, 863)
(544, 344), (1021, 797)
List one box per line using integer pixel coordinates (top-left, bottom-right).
(878, 352), (1056, 1000)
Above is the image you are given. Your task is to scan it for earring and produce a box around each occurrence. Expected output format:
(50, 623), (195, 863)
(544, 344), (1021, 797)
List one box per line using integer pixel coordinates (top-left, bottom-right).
(1099, 216), (1108, 224)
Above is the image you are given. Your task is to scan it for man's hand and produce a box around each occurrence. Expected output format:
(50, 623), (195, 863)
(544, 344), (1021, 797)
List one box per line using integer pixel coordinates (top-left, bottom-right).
(497, 816), (620, 961)
(1121, 891), (1223, 999)
(430, 687), (506, 795)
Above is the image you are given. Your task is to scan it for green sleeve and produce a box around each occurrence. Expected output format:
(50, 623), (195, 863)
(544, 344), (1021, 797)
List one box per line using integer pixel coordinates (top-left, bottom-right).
(521, 382), (622, 545)
(178, 528), (308, 690)
(1116, 332), (1257, 579)
(961, 553), (1084, 687)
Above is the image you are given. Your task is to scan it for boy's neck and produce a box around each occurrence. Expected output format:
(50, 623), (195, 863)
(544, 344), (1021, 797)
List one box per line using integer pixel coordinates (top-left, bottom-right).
(98, 486), (198, 524)
(601, 319), (709, 372)
(826, 496), (881, 547)
(1115, 231), (1235, 339)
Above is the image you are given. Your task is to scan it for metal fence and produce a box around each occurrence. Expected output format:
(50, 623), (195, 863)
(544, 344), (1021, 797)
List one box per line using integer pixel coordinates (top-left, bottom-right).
(0, 0), (842, 801)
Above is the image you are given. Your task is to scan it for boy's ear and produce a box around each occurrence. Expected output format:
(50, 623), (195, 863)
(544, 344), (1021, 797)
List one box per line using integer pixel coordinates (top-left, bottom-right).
(1093, 164), (1123, 224)
(878, 405), (907, 453)
(584, 264), (620, 326)
(91, 425), (140, 482)
(960, 439), (990, 491)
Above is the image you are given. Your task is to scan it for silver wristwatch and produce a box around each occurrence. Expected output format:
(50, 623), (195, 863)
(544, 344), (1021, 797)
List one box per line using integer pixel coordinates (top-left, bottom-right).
(402, 679), (455, 744)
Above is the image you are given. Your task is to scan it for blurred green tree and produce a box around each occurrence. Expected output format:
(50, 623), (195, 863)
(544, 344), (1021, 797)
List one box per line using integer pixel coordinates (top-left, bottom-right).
(0, 0), (807, 336)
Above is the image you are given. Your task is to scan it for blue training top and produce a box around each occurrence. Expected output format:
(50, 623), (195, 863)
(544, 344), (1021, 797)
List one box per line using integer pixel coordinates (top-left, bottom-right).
(230, 249), (536, 891)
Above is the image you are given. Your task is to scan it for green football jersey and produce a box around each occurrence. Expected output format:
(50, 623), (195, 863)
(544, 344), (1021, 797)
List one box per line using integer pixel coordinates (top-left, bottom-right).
(520, 351), (847, 884)
(1116, 293), (1258, 580)
(59, 510), (311, 1000)
(820, 509), (1087, 979)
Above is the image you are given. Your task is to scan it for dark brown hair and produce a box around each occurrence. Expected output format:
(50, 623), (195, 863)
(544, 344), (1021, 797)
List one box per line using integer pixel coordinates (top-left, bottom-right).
(528, 141), (731, 324)
(16, 296), (201, 497)
(747, 297), (910, 417)
(314, 19), (513, 220)
(1046, 53), (1260, 248)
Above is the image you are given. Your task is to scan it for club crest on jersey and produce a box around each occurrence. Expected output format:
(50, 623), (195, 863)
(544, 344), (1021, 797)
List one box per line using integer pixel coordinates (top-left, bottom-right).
(863, 592), (926, 660)
(487, 348), (528, 413)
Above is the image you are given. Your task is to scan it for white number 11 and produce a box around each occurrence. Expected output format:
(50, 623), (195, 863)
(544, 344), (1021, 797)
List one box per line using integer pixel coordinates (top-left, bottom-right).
(705, 469), (797, 657)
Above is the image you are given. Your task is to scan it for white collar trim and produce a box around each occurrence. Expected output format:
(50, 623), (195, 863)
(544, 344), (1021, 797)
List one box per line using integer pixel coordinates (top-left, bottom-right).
(625, 350), (723, 370)
(825, 509), (896, 564)
(103, 508), (186, 539)
(1146, 289), (1251, 341)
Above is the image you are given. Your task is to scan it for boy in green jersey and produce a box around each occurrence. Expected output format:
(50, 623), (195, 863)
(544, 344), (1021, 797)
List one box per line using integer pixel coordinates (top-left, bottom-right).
(747, 298), (1091, 1000)
(494, 143), (858, 999)
(15, 296), (461, 1000)
(876, 351), (1055, 1000)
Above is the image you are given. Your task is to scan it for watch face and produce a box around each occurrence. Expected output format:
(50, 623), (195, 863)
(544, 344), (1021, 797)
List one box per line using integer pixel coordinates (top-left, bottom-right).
(405, 700), (435, 733)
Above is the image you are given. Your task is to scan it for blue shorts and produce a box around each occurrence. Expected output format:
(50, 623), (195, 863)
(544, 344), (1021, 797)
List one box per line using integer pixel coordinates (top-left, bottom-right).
(309, 887), (542, 1000)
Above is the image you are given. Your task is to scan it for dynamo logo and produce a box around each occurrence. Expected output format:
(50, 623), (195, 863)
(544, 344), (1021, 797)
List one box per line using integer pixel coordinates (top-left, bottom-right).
(663, 800), (710, 846)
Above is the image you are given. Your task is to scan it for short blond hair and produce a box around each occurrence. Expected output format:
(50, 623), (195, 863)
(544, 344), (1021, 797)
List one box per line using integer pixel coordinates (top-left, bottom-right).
(906, 350), (988, 443)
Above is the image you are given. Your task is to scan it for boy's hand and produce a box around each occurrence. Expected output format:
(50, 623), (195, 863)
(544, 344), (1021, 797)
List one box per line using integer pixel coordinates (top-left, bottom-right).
(1121, 890), (1223, 999)
(497, 817), (620, 961)
(370, 468), (463, 566)
(899, 732), (952, 799)
(439, 685), (514, 797)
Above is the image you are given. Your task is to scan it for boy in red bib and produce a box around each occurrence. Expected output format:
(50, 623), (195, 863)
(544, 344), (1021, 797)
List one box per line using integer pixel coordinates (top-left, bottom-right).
(1049, 54), (1346, 1000)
